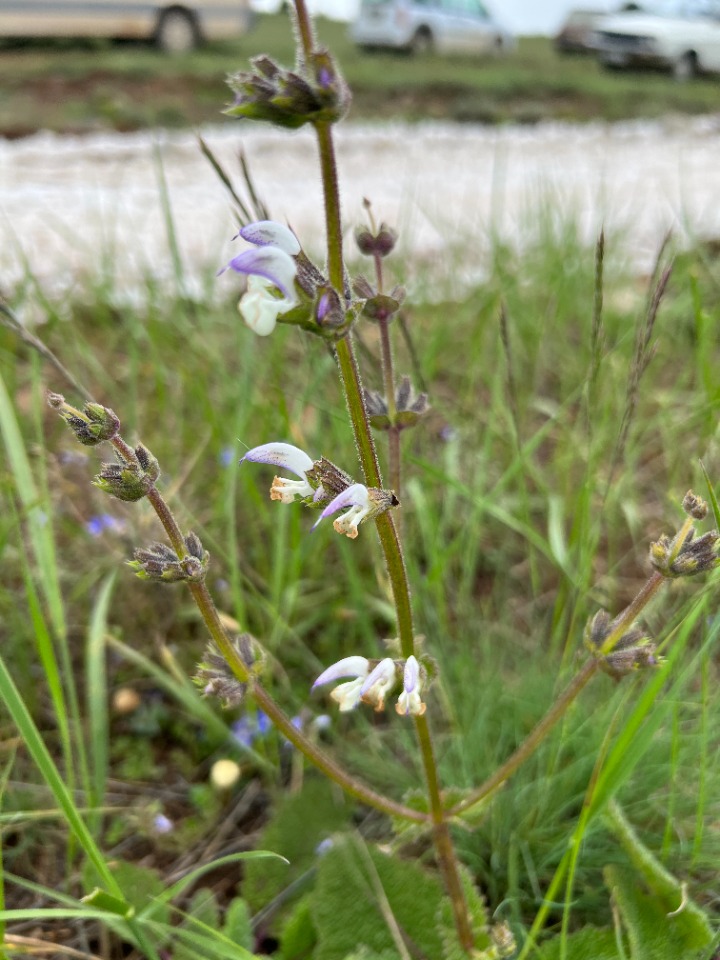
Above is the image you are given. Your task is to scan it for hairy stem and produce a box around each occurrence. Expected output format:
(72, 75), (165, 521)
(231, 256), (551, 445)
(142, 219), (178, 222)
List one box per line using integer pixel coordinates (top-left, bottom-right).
(310, 59), (473, 950)
(374, 254), (402, 497)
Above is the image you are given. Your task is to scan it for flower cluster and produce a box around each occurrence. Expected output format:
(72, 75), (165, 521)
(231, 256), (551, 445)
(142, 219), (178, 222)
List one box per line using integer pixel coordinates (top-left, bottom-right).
(584, 609), (660, 679)
(241, 441), (398, 539)
(226, 50), (350, 129)
(312, 654), (426, 716)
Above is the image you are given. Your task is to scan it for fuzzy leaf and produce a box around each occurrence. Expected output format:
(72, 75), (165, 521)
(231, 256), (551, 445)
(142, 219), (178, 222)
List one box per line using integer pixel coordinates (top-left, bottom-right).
(605, 801), (713, 949)
(439, 864), (493, 960)
(243, 778), (351, 915)
(534, 926), (619, 960)
(279, 894), (318, 960)
(312, 834), (445, 960)
(605, 865), (711, 960)
(225, 897), (254, 951)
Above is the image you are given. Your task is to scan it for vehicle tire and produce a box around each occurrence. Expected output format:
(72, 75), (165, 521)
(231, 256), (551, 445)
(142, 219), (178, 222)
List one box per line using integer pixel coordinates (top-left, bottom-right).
(156, 9), (199, 54)
(410, 28), (434, 56)
(673, 51), (697, 82)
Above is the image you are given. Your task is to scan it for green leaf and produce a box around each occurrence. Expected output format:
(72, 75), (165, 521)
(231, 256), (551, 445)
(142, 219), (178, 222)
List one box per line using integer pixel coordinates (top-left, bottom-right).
(312, 834), (446, 960)
(224, 896), (254, 952)
(699, 460), (720, 531)
(605, 800), (712, 949)
(81, 888), (134, 919)
(534, 926), (620, 960)
(279, 893), (317, 960)
(139, 851), (287, 921)
(243, 778), (351, 914)
(439, 864), (493, 960)
(604, 866), (711, 960)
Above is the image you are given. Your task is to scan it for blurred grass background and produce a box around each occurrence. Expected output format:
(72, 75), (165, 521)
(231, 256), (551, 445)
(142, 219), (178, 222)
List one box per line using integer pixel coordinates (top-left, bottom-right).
(2, 19), (720, 135)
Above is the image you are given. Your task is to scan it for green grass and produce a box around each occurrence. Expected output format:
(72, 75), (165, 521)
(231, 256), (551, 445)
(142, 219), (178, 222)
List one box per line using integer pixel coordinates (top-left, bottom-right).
(2, 190), (720, 955)
(2, 24), (720, 134)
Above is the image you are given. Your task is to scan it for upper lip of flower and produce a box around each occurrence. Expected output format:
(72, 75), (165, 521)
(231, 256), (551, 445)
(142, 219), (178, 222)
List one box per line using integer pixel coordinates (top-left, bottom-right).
(241, 441), (316, 502)
(225, 246), (299, 302)
(312, 655), (370, 689)
(237, 220), (301, 256)
(314, 483), (373, 538)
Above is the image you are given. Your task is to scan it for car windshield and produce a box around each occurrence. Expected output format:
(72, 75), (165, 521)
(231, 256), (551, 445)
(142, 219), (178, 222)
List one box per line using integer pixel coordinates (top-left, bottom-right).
(642, 0), (720, 17)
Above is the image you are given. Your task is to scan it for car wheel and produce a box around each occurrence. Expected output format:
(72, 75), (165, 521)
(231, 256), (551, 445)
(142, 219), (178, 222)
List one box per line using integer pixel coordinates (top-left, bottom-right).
(410, 28), (434, 56)
(673, 51), (697, 81)
(156, 9), (199, 53)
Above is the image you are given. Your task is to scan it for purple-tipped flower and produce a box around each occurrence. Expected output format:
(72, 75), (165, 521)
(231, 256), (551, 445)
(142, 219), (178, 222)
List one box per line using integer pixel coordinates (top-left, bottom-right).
(359, 657), (397, 711)
(315, 483), (398, 539)
(223, 221), (301, 336)
(312, 655), (370, 712)
(395, 655), (426, 716)
(237, 220), (301, 255)
(241, 442), (315, 503)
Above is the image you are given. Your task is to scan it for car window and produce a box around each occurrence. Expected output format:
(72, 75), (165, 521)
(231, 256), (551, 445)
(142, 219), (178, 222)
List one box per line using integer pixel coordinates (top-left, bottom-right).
(442, 0), (489, 16)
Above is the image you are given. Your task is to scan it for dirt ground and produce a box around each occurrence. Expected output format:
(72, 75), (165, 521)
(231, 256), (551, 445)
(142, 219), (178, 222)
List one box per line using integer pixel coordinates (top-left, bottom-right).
(3, 115), (720, 306)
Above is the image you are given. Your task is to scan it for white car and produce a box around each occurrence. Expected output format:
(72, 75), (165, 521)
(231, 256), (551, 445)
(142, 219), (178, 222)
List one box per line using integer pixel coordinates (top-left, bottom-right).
(594, 0), (720, 79)
(350, 0), (513, 56)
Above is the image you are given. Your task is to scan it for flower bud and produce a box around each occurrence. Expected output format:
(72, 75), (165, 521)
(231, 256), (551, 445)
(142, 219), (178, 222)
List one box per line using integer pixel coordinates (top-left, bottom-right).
(682, 490), (708, 520)
(354, 222), (398, 259)
(50, 393), (120, 446)
(650, 528), (719, 578)
(129, 532), (209, 583)
(584, 608), (660, 680)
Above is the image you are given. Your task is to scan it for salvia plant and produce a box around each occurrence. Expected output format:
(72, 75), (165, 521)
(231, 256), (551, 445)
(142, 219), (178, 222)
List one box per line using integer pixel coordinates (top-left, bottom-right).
(3, 3), (720, 959)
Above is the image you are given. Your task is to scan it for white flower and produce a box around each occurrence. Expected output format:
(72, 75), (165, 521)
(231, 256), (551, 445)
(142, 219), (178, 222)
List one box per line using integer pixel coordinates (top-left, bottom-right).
(314, 483), (375, 539)
(239, 275), (297, 337)
(241, 441), (316, 503)
(395, 655), (426, 717)
(360, 657), (398, 711)
(312, 656), (370, 712)
(222, 220), (301, 336)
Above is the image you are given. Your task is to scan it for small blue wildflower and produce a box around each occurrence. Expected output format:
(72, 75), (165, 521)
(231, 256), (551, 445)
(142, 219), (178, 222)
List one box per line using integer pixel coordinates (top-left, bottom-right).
(86, 513), (125, 537)
(219, 447), (234, 467)
(256, 710), (272, 736)
(231, 716), (255, 749)
(315, 837), (334, 857)
(153, 813), (174, 835)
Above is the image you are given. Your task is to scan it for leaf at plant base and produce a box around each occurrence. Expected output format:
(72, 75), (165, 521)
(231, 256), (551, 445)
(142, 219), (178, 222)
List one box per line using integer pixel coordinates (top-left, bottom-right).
(341, 950), (401, 960)
(605, 865), (711, 960)
(243, 778), (351, 914)
(83, 859), (168, 925)
(438, 863), (493, 960)
(225, 896), (253, 951)
(173, 889), (222, 960)
(279, 893), (318, 960)
(605, 800), (712, 949)
(312, 834), (445, 960)
(534, 926), (620, 960)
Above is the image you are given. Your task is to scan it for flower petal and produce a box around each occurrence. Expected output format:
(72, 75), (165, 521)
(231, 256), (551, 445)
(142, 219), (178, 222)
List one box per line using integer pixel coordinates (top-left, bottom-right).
(403, 655), (419, 694)
(239, 220), (301, 256)
(316, 484), (370, 524)
(360, 657), (396, 697)
(313, 656), (369, 688)
(241, 442), (314, 478)
(238, 284), (285, 336)
(226, 247), (298, 300)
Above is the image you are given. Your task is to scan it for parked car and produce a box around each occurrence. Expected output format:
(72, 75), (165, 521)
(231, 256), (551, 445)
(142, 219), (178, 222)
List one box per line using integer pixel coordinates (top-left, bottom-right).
(350, 0), (513, 56)
(554, 9), (607, 54)
(593, 0), (720, 78)
(0, 0), (252, 52)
